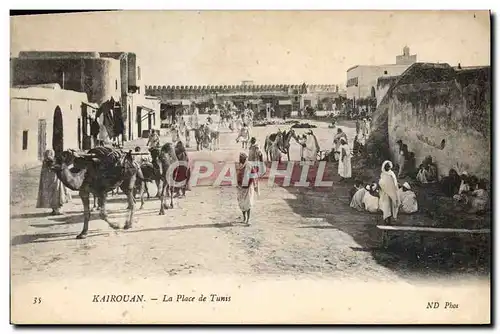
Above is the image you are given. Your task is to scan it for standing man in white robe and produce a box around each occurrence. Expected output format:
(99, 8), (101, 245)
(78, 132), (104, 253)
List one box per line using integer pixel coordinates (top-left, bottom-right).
(303, 131), (320, 162)
(338, 138), (352, 180)
(378, 160), (400, 224)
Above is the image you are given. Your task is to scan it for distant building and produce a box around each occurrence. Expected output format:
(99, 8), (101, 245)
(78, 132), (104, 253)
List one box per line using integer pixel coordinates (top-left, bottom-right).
(346, 46), (417, 100)
(145, 84), (340, 120)
(396, 45), (417, 65)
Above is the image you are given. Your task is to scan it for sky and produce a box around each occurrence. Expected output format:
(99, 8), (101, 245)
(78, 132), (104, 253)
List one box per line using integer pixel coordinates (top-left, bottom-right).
(10, 10), (491, 87)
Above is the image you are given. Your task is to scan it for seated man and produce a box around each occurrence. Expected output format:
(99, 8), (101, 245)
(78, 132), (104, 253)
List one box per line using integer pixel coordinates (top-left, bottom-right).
(416, 156), (438, 183)
(352, 135), (365, 156)
(350, 179), (367, 212)
(453, 173), (473, 203)
(440, 168), (461, 197)
(363, 183), (380, 213)
(468, 179), (489, 214)
(397, 182), (418, 214)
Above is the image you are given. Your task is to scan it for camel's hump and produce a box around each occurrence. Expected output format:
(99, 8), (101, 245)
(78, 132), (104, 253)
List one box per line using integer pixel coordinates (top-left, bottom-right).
(86, 147), (123, 165)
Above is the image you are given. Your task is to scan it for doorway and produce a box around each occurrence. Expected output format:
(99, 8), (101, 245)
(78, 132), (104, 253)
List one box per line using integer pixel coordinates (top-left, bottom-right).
(137, 107), (142, 138)
(77, 118), (82, 149)
(128, 106), (132, 140)
(37, 119), (47, 161)
(52, 106), (63, 156)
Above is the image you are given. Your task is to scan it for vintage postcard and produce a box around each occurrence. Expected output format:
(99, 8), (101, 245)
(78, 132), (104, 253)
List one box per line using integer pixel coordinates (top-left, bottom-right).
(10, 10), (491, 324)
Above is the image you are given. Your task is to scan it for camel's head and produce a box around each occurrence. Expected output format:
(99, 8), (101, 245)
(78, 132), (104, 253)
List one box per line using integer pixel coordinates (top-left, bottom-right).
(160, 142), (177, 163)
(61, 149), (78, 164)
(49, 149), (76, 172)
(149, 146), (161, 161)
(175, 140), (186, 154)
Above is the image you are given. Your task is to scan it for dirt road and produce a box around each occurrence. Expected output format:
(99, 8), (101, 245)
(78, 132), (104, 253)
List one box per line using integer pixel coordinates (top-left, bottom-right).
(11, 119), (489, 288)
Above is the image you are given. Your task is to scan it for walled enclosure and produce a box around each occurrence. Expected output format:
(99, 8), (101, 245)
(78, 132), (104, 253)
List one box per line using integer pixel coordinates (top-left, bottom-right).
(374, 63), (490, 180)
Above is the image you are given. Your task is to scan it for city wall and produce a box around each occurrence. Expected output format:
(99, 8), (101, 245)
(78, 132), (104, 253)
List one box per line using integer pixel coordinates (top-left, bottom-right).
(145, 84), (337, 103)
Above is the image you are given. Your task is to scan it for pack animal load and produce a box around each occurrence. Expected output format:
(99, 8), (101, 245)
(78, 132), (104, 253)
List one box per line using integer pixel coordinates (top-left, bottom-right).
(53, 147), (147, 239)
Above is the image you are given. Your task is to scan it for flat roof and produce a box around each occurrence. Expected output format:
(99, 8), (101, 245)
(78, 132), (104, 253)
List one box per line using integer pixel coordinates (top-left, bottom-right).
(346, 63), (411, 73)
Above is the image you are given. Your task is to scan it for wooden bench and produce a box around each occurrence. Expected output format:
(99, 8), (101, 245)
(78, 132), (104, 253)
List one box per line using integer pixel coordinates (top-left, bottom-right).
(377, 225), (491, 263)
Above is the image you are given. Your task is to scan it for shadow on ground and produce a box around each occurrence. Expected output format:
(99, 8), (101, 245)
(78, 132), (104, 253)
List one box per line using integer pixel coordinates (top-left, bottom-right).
(123, 222), (237, 234)
(282, 162), (491, 280)
(10, 230), (111, 246)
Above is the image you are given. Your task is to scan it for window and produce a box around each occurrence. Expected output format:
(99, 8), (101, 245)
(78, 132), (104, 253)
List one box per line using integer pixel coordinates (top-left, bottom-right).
(22, 130), (28, 150)
(115, 79), (118, 91)
(384, 70), (388, 75)
(346, 77), (359, 87)
(137, 66), (141, 80)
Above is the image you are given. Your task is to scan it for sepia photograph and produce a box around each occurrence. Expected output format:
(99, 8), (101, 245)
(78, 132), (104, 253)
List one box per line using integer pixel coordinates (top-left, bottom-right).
(9, 9), (491, 324)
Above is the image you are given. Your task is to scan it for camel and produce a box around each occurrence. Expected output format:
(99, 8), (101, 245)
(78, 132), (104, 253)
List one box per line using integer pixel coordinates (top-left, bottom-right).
(194, 124), (207, 151)
(134, 162), (160, 210)
(204, 126), (220, 151)
(157, 142), (179, 215)
(136, 142), (190, 210)
(51, 147), (143, 239)
(264, 128), (296, 161)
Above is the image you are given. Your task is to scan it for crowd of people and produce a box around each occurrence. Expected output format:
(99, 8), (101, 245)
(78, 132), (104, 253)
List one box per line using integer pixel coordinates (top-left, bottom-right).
(349, 161), (418, 224)
(347, 135), (490, 223)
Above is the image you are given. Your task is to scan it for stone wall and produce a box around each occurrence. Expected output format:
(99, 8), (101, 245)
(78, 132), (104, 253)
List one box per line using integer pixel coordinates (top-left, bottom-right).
(145, 84), (337, 103)
(376, 76), (399, 106)
(380, 63), (491, 179)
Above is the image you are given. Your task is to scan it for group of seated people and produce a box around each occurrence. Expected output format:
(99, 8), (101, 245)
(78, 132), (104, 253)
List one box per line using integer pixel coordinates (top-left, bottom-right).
(402, 150), (489, 215)
(349, 179), (418, 215)
(416, 155), (438, 184)
(439, 169), (489, 214)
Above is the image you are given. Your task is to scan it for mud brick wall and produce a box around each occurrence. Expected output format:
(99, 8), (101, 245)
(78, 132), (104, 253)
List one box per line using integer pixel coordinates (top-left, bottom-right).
(384, 64), (491, 179)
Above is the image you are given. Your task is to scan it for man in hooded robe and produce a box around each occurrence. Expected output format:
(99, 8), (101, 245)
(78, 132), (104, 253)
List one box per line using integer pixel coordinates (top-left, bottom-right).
(333, 128), (348, 161)
(296, 134), (308, 161)
(190, 105), (200, 130)
(236, 123), (251, 149)
(349, 180), (367, 211)
(378, 160), (400, 224)
(398, 182), (418, 214)
(174, 141), (191, 195)
(338, 138), (352, 180)
(303, 131), (320, 162)
(363, 183), (380, 213)
(36, 149), (72, 215)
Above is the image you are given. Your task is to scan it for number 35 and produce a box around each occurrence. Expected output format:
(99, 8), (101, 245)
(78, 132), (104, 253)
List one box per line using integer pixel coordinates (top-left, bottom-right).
(33, 297), (42, 304)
